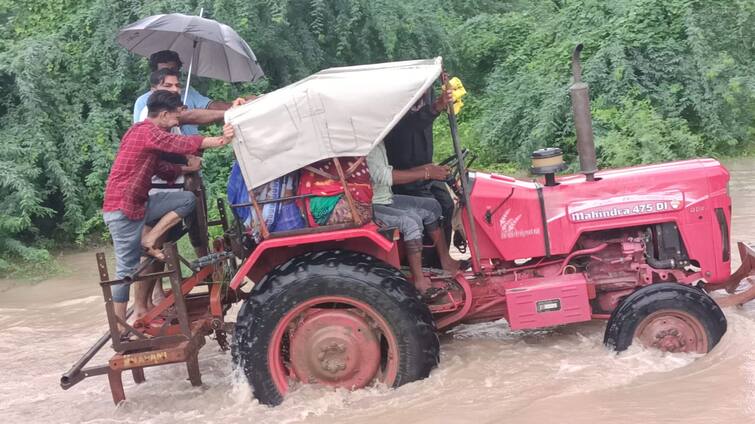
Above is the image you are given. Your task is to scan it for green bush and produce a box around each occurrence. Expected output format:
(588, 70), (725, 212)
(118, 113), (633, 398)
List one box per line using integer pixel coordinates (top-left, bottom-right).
(0, 0), (753, 272)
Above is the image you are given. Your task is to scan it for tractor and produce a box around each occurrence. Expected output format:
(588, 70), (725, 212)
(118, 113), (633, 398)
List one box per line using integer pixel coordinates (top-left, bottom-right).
(62, 45), (755, 406)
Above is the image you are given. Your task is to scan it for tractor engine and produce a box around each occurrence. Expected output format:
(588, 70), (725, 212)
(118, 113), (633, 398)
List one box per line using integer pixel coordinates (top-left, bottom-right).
(575, 224), (694, 314)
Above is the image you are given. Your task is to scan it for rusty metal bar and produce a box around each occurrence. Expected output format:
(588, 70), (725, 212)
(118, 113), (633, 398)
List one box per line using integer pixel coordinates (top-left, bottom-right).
(249, 190), (270, 239)
(121, 256), (157, 284)
(136, 265), (214, 327)
(60, 322), (132, 389)
(109, 335), (187, 353)
(131, 368), (146, 384)
(97, 253), (125, 349)
(108, 369), (126, 405)
(93, 252), (158, 353)
(61, 364), (111, 389)
(715, 278), (755, 308)
(217, 198), (229, 232)
(178, 254), (197, 271)
(99, 270), (175, 287)
(186, 352), (202, 386)
(711, 242), (755, 307)
(332, 158), (363, 225)
(230, 193), (316, 208)
(164, 243), (193, 339)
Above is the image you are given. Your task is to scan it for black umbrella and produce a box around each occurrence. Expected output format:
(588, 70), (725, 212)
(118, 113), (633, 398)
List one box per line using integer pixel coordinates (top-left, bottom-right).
(118, 10), (264, 102)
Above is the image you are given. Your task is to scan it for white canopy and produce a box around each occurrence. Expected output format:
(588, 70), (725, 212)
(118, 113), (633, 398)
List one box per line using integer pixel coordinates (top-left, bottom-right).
(225, 57), (443, 189)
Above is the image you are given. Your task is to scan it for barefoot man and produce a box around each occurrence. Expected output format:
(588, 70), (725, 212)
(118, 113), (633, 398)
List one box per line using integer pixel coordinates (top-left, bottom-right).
(102, 90), (234, 330)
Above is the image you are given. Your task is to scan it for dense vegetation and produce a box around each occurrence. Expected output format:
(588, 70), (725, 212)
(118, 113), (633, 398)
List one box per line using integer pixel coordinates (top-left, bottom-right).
(0, 0), (753, 273)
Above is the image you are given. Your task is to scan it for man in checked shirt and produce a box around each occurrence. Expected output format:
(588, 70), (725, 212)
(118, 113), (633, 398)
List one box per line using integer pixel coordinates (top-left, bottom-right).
(102, 90), (235, 329)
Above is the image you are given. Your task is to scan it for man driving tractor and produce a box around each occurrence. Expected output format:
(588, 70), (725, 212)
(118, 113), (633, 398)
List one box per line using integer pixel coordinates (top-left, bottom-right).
(384, 86), (456, 248)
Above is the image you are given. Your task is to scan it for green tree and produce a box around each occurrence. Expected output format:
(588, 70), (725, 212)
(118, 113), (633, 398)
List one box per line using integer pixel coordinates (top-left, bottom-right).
(470, 0), (755, 166)
(0, 0), (753, 272)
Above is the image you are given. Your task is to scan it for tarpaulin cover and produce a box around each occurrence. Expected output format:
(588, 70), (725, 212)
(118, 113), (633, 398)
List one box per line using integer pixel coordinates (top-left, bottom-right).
(225, 57), (443, 189)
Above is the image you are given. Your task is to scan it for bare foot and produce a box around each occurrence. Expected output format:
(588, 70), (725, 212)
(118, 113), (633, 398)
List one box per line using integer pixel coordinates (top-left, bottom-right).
(411, 274), (433, 293)
(441, 258), (460, 275)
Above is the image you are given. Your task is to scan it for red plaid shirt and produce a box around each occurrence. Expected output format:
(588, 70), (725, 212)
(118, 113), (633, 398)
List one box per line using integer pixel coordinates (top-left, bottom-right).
(103, 120), (203, 220)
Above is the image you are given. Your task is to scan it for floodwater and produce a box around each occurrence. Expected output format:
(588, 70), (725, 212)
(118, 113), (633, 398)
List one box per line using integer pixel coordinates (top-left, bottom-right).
(1, 158), (754, 424)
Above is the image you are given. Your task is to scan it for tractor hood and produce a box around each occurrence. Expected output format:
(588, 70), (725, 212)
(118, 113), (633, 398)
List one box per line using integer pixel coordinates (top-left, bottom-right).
(467, 158), (731, 282)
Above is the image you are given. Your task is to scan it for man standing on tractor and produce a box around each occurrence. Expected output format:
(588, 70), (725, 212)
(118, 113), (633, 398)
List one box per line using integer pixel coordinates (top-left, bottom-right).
(133, 68), (245, 309)
(133, 51), (254, 257)
(384, 87), (455, 246)
(134, 68), (215, 193)
(133, 50), (243, 135)
(103, 90), (234, 332)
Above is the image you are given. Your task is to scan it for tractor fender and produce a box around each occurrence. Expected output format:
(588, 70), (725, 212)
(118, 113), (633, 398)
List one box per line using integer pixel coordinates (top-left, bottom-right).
(229, 223), (400, 290)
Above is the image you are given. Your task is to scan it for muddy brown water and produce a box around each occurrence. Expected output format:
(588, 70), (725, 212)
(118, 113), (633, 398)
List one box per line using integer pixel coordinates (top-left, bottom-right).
(1, 159), (754, 424)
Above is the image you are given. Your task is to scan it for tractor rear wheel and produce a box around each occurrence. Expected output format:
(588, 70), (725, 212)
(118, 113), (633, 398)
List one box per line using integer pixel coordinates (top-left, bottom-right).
(604, 283), (726, 353)
(233, 250), (439, 406)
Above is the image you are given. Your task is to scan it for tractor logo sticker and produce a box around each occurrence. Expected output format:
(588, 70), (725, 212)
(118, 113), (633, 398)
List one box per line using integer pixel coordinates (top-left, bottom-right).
(569, 199), (682, 222)
(499, 209), (541, 239)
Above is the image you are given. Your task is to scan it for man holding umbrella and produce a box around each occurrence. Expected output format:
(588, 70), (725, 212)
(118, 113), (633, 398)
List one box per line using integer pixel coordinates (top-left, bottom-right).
(132, 50), (242, 134)
(119, 12), (265, 129)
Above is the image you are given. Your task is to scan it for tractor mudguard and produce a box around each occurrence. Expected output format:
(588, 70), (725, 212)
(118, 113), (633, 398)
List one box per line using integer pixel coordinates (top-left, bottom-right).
(228, 223), (400, 291)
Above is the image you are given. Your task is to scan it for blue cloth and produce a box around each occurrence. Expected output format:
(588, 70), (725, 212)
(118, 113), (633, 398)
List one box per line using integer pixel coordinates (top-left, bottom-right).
(227, 162), (252, 226)
(133, 86), (211, 135)
(227, 162), (305, 240)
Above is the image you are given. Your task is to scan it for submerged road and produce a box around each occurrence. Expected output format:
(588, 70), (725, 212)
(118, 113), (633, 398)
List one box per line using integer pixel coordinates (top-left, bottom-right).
(1, 158), (753, 423)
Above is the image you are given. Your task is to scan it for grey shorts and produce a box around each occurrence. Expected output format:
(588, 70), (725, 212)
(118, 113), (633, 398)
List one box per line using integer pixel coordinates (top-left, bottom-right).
(373, 194), (442, 241)
(103, 191), (195, 302)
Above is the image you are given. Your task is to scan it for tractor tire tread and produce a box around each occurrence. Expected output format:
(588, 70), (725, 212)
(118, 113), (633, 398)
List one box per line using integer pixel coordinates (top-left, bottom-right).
(604, 283), (727, 352)
(233, 250), (439, 406)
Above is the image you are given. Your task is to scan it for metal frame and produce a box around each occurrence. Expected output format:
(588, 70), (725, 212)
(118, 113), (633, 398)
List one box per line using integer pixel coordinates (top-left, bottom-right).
(61, 193), (236, 405)
(238, 157), (366, 241)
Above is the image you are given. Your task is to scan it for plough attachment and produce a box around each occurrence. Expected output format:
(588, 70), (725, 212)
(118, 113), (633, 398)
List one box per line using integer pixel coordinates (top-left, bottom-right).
(709, 242), (755, 308)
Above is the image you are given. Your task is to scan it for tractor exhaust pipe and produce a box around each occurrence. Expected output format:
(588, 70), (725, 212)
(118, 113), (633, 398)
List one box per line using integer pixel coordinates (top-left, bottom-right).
(569, 44), (598, 181)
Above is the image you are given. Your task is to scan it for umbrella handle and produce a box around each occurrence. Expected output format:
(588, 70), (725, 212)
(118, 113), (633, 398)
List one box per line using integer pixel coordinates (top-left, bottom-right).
(183, 8), (203, 104)
(183, 40), (197, 104)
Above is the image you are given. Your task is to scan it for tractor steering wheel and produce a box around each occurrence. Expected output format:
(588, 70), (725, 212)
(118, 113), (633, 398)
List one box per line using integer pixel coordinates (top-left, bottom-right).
(437, 149), (475, 197)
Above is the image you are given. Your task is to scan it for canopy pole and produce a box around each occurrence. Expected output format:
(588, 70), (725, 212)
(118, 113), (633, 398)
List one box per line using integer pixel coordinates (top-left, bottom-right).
(332, 158), (363, 225)
(183, 8), (204, 104)
(250, 192), (270, 240)
(441, 71), (481, 272)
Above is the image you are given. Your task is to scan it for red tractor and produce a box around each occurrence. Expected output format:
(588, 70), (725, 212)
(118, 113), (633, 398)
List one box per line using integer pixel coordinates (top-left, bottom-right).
(62, 46), (755, 406)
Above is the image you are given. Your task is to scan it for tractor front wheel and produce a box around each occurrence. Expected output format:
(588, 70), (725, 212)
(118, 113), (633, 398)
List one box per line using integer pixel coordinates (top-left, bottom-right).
(233, 250), (439, 406)
(604, 283), (727, 353)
